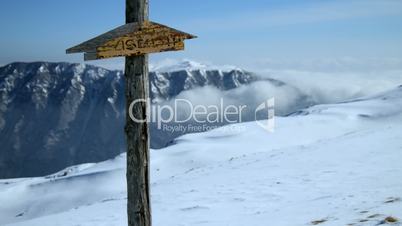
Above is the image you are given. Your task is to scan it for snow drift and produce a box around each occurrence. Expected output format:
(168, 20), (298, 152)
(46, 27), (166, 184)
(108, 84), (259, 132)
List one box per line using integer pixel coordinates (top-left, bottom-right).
(1, 86), (402, 226)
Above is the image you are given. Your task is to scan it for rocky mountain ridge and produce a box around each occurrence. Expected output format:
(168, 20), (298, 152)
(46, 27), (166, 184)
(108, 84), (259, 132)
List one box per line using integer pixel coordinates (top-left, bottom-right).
(0, 61), (269, 178)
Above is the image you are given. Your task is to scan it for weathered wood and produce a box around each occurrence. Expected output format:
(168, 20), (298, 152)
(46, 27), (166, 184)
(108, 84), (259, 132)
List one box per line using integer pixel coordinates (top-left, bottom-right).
(66, 23), (141, 54)
(98, 41), (184, 59)
(66, 21), (195, 60)
(84, 52), (97, 61)
(95, 22), (188, 60)
(126, 0), (148, 24)
(125, 0), (151, 226)
(126, 56), (151, 226)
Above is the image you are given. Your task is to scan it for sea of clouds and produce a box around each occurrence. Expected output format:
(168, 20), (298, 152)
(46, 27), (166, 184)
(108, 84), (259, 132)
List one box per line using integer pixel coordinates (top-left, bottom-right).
(154, 58), (402, 119)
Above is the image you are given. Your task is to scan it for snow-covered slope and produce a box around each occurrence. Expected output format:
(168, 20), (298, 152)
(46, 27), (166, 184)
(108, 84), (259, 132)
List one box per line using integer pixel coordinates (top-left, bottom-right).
(1, 86), (402, 226)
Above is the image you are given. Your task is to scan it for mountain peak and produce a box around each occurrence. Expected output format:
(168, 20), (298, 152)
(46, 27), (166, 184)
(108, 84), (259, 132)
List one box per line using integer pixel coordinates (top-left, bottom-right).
(150, 59), (242, 73)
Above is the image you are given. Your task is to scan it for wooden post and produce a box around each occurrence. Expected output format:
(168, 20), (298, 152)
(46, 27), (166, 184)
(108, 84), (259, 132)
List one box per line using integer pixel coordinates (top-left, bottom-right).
(125, 0), (151, 226)
(66, 2), (195, 225)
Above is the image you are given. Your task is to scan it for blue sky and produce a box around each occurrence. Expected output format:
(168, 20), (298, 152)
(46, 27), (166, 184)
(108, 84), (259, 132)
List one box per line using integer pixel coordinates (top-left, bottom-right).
(1, 0), (402, 70)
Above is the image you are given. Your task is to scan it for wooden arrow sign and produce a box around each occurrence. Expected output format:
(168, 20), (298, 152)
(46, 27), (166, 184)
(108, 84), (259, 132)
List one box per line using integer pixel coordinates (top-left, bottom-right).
(66, 21), (196, 61)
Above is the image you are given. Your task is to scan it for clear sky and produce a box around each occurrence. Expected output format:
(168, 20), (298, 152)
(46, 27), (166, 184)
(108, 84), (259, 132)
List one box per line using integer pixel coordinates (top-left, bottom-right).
(1, 0), (402, 70)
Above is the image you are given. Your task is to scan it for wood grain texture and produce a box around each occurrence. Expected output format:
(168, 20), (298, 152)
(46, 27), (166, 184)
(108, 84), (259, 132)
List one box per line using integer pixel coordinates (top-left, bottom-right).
(126, 0), (148, 24)
(97, 41), (184, 60)
(125, 55), (151, 226)
(96, 22), (189, 60)
(66, 21), (195, 60)
(66, 23), (141, 54)
(125, 0), (152, 226)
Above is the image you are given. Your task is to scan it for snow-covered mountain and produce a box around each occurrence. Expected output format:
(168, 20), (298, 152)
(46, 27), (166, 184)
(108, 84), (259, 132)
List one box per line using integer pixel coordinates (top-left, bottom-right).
(1, 86), (401, 226)
(0, 61), (300, 179)
(0, 62), (125, 179)
(149, 60), (260, 102)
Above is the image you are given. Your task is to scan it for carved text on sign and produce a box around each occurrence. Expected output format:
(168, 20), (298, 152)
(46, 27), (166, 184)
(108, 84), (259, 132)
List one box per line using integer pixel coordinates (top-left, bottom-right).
(96, 22), (188, 59)
(67, 21), (196, 61)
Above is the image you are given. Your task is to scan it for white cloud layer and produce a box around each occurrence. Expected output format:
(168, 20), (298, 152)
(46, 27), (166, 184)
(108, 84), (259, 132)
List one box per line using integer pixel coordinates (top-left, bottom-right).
(254, 57), (402, 73)
(152, 57), (402, 119)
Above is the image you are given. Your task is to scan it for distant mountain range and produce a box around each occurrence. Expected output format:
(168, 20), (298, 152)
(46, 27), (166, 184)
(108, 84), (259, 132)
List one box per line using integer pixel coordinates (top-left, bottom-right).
(1, 61), (303, 178)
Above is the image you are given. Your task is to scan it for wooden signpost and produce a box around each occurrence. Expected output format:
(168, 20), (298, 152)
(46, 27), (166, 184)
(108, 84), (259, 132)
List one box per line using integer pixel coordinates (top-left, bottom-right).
(66, 1), (196, 226)
(67, 21), (196, 61)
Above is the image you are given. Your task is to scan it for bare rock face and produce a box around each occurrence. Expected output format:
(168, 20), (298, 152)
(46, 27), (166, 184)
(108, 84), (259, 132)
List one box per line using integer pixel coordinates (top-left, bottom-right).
(0, 62), (125, 178)
(0, 61), (274, 178)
